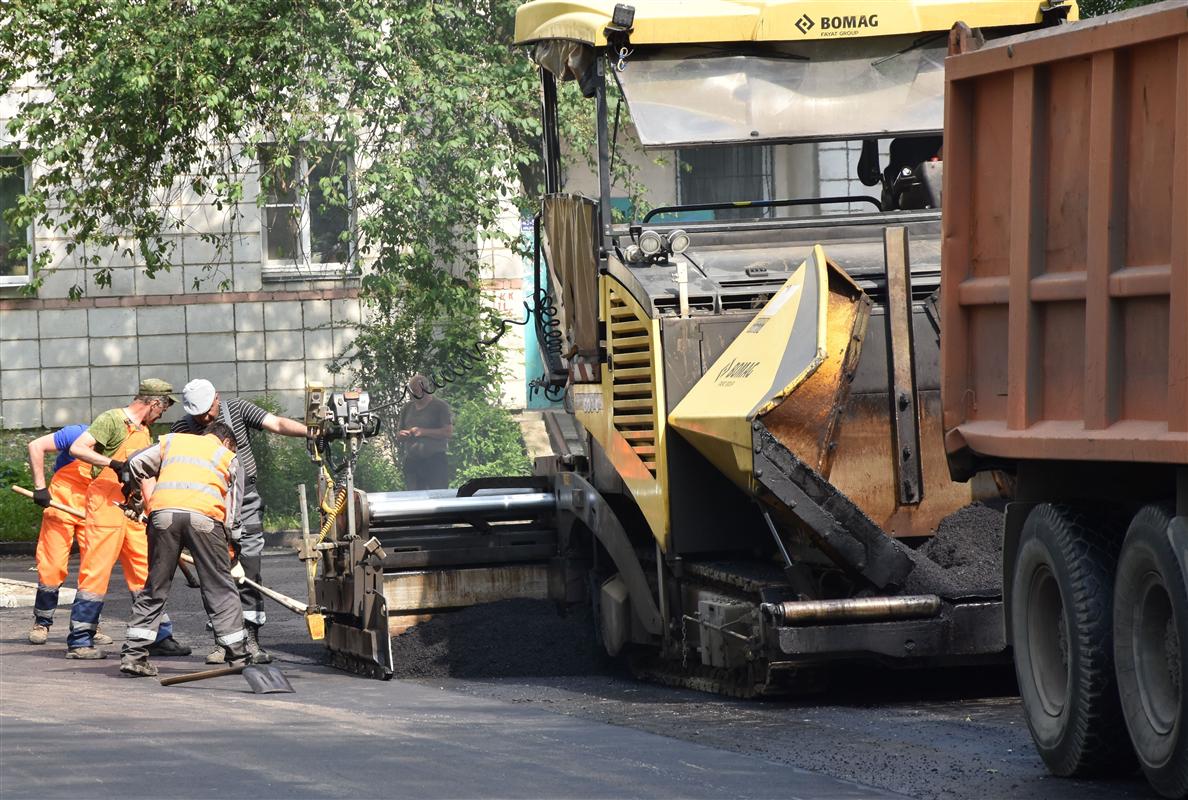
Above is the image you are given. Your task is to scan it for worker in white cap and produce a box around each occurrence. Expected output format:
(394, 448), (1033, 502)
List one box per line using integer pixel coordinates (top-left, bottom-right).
(171, 378), (311, 663)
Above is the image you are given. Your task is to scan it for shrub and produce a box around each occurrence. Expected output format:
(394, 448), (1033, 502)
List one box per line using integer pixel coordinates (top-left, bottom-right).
(0, 450), (43, 541)
(236, 393), (528, 529)
(448, 400), (532, 485)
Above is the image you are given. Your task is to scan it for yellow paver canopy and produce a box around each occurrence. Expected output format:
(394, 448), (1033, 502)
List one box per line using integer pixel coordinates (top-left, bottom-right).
(514, 0), (1071, 47)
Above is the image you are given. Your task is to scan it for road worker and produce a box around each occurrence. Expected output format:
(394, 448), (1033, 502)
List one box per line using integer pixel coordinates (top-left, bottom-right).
(65, 379), (188, 659)
(24, 424), (115, 645)
(119, 422), (253, 677)
(172, 378), (310, 663)
(397, 374), (454, 490)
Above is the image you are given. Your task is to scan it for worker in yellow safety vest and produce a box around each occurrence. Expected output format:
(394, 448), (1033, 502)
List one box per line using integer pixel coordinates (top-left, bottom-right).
(118, 421), (256, 677)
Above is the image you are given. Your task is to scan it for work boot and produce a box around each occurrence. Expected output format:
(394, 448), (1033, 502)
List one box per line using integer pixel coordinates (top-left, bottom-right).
(119, 656), (158, 677)
(147, 636), (192, 657)
(245, 624), (272, 664)
(65, 646), (106, 660)
(205, 645), (226, 665)
(93, 630), (114, 646)
(28, 625), (49, 645)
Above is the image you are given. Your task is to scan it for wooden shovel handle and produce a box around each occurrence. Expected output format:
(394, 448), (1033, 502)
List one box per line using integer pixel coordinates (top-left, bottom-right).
(160, 663), (246, 687)
(11, 485), (85, 519)
(179, 551), (308, 614)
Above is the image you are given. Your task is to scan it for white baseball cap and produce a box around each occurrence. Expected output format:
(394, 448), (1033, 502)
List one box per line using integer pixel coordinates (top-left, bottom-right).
(182, 379), (217, 415)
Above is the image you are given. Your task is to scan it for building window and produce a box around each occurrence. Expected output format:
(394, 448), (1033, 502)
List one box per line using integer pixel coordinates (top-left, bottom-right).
(260, 146), (354, 278)
(0, 154), (32, 286)
(676, 146), (773, 221)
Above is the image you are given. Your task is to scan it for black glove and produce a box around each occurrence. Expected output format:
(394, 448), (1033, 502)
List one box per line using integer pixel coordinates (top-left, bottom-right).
(108, 459), (134, 489)
(32, 487), (51, 508)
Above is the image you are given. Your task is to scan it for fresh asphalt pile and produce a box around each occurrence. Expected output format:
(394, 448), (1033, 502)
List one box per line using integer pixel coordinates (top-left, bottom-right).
(901, 501), (1005, 598)
(390, 599), (610, 680)
(386, 502), (1007, 678)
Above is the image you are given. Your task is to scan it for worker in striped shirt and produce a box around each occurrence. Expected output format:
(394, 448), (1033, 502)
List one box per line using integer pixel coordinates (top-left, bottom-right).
(171, 379), (310, 663)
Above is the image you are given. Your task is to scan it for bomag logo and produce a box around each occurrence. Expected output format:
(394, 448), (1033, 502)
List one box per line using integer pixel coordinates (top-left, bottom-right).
(795, 13), (814, 34)
(820, 13), (879, 31)
(716, 358), (760, 383)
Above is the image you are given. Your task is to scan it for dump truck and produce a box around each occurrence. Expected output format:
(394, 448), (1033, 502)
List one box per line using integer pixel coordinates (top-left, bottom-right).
(297, 0), (1186, 795)
(942, 4), (1188, 795)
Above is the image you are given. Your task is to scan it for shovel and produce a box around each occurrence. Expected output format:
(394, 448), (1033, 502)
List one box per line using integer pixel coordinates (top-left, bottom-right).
(159, 662), (294, 694)
(12, 485), (85, 519)
(178, 552), (326, 640)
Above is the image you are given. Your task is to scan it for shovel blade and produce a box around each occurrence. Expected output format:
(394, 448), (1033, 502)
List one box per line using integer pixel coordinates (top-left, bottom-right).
(243, 665), (294, 694)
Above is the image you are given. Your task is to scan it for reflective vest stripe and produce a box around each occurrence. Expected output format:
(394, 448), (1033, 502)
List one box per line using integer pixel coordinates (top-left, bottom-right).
(161, 455), (230, 489)
(155, 481), (223, 499)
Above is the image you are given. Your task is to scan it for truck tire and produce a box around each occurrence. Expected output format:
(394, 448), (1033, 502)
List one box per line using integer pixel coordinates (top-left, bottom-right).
(1114, 505), (1187, 799)
(1010, 503), (1134, 776)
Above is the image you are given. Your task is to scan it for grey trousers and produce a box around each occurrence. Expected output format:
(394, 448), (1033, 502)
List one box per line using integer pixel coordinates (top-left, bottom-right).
(123, 510), (247, 661)
(233, 484), (267, 627)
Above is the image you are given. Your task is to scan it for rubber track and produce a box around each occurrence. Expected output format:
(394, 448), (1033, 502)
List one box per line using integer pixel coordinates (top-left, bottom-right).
(629, 656), (764, 699)
(632, 566), (812, 698)
(1040, 504), (1135, 776)
(329, 650), (394, 681)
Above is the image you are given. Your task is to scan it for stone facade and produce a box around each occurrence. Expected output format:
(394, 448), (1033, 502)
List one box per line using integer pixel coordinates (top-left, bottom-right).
(0, 287), (362, 429)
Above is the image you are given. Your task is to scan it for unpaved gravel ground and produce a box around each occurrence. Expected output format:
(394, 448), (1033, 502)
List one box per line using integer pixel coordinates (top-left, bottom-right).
(1, 548), (1153, 800)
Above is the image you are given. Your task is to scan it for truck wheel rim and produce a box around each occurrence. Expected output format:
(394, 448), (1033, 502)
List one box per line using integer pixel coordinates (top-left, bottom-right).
(1134, 571), (1180, 736)
(1027, 564), (1069, 717)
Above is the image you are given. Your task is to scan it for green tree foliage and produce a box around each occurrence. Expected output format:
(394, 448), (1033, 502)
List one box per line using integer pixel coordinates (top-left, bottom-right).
(449, 399), (532, 483)
(1077, 0), (1162, 16)
(1, 1), (652, 486)
(1, 0), (541, 308)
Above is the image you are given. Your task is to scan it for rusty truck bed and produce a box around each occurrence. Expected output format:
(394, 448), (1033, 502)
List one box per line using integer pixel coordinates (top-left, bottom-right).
(940, 2), (1188, 471)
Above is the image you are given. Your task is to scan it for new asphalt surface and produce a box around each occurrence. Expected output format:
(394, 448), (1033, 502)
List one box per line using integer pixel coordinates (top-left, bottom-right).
(0, 551), (1156, 799)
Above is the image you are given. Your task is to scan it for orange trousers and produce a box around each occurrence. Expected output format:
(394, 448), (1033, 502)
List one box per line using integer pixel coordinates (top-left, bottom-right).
(76, 474), (149, 597)
(35, 466), (91, 588)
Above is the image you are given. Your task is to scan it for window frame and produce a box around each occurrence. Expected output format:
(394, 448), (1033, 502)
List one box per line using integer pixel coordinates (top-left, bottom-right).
(259, 147), (357, 281)
(0, 154), (33, 288)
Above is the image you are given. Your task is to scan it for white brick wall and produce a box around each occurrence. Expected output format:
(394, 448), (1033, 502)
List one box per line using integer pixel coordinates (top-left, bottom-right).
(2, 96), (542, 429)
(40, 339), (88, 369)
(0, 294), (365, 427)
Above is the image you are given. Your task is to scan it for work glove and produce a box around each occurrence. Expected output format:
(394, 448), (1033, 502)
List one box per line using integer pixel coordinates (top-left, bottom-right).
(230, 559), (246, 583)
(32, 488), (51, 508)
(107, 458), (126, 475)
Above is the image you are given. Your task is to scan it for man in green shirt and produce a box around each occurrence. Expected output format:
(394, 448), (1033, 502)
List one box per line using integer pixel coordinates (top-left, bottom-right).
(397, 375), (454, 490)
(65, 378), (188, 658)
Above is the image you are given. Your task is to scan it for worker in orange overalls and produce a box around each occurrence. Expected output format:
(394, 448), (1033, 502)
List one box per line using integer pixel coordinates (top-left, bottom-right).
(119, 422), (251, 677)
(25, 425), (102, 644)
(65, 379), (189, 659)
